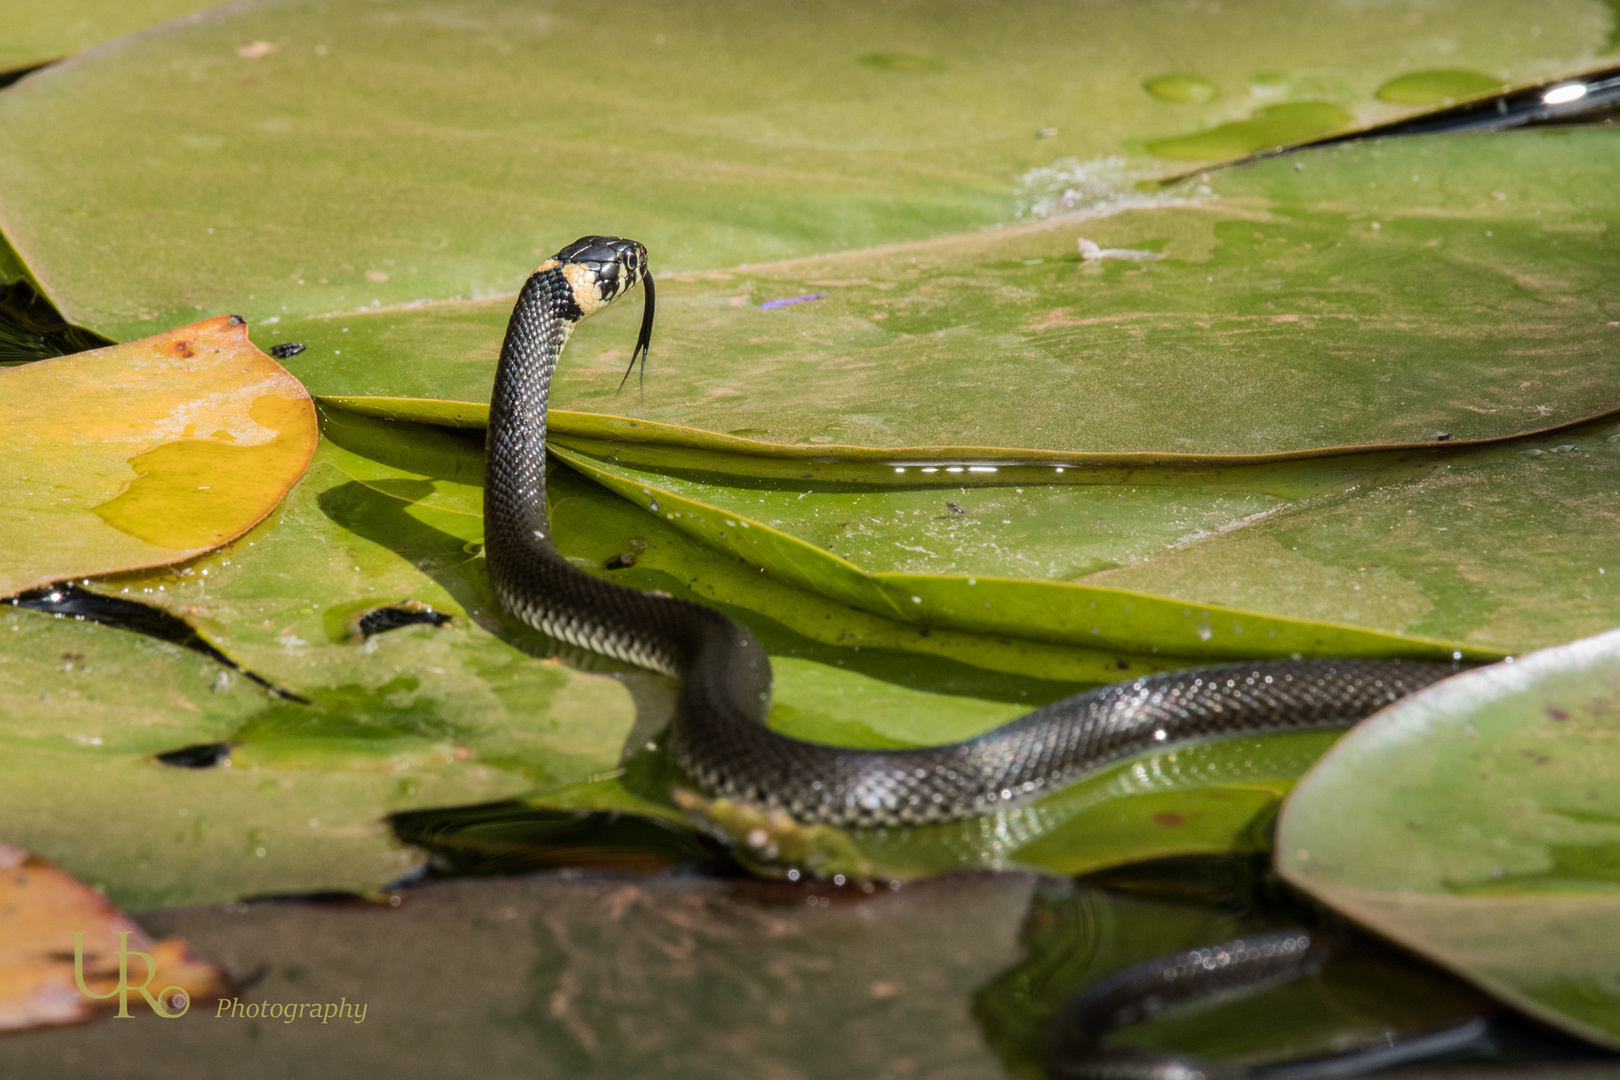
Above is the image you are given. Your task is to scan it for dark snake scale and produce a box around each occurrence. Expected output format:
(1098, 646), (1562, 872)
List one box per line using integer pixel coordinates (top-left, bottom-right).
(485, 236), (1458, 828)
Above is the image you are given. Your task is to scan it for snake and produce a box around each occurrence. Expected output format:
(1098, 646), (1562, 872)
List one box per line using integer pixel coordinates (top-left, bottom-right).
(484, 235), (1459, 829)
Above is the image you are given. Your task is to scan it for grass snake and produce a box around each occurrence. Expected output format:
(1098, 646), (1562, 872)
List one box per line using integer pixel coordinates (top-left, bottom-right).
(484, 236), (1458, 828)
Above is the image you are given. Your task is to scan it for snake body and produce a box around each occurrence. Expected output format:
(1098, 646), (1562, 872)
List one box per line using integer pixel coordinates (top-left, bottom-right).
(485, 236), (1456, 828)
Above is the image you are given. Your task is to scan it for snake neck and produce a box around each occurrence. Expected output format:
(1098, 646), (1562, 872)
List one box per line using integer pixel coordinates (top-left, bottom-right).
(485, 269), (576, 608)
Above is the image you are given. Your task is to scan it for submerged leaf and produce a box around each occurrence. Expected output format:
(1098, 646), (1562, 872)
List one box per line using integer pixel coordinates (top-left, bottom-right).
(1278, 629), (1620, 1048)
(0, 316), (316, 597)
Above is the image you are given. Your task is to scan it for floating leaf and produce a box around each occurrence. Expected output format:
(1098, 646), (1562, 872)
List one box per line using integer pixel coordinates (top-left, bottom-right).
(1277, 629), (1620, 1048)
(0, 0), (1604, 340)
(0, 316), (316, 597)
(1091, 415), (1620, 653)
(551, 441), (1488, 665)
(273, 128), (1620, 457)
(0, 605), (512, 909)
(0, 842), (228, 1030)
(0, 1), (219, 74)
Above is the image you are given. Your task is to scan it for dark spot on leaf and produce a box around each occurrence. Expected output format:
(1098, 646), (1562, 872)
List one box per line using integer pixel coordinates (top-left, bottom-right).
(354, 604), (450, 640)
(603, 552), (638, 570)
(1152, 812), (1185, 827)
(269, 342), (306, 359)
(157, 742), (233, 768)
(1434, 433), (1452, 441)
(1546, 706), (1571, 721)
(945, 501), (966, 514)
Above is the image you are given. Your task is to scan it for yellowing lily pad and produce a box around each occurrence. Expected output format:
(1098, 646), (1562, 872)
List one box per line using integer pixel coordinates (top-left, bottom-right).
(0, 315), (316, 596)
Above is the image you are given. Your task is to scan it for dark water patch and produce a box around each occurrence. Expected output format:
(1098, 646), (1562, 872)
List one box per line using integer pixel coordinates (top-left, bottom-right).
(0, 278), (114, 364)
(389, 801), (741, 879)
(974, 855), (1616, 1078)
(353, 603), (452, 639)
(10, 584), (304, 700)
(1320, 64), (1620, 145)
(155, 741), (234, 769)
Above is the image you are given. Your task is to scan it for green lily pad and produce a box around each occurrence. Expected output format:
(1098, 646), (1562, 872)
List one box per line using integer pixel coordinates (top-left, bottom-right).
(0, 606), (464, 910)
(1, 1), (218, 74)
(92, 442), (645, 796)
(88, 403), (1467, 883)
(1277, 629), (1620, 1048)
(553, 441), (1489, 664)
(0, 0), (1607, 341)
(1091, 415), (1620, 654)
(264, 127), (1620, 457)
(1375, 69), (1506, 104)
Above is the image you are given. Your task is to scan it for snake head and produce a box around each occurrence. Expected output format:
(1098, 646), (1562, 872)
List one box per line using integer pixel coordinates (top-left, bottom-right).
(542, 235), (655, 391)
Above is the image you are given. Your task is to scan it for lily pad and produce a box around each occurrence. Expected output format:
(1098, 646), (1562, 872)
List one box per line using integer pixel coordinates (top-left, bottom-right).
(0, 0), (1607, 341)
(0, 316), (316, 597)
(1, 1), (219, 74)
(81, 403), (1464, 883)
(551, 441), (1490, 663)
(1277, 629), (1620, 1048)
(0, 605), (464, 910)
(267, 127), (1620, 457)
(1090, 414), (1620, 653)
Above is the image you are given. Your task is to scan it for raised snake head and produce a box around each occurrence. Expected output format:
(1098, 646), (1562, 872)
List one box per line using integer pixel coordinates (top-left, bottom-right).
(540, 234), (655, 390)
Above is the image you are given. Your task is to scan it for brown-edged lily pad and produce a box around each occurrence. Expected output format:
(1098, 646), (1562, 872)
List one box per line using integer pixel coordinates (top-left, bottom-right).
(0, 842), (229, 1030)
